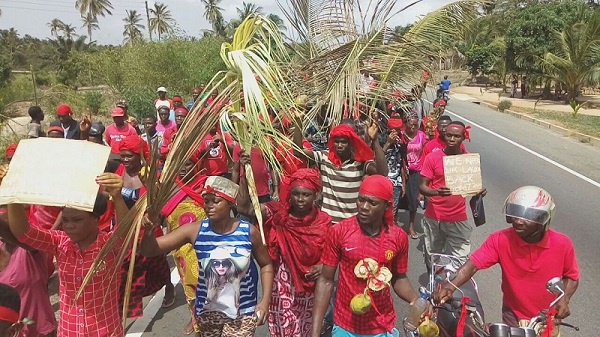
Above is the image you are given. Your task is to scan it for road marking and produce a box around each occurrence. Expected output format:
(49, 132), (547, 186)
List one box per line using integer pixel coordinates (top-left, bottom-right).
(428, 100), (600, 189)
(126, 268), (181, 337)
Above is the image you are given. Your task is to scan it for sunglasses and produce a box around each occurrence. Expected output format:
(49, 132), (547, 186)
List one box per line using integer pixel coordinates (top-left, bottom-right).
(211, 260), (232, 268)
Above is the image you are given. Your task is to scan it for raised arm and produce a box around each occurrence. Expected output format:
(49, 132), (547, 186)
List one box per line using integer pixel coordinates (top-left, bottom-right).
(139, 216), (200, 257)
(366, 121), (388, 176)
(236, 153), (268, 220)
(292, 114), (315, 160)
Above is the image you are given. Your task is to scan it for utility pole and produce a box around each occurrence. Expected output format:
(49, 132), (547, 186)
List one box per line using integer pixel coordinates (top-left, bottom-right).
(30, 65), (38, 105)
(145, 1), (153, 41)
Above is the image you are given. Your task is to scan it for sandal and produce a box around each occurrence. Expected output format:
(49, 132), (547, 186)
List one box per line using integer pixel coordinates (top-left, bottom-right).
(162, 291), (176, 308)
(410, 233), (419, 240)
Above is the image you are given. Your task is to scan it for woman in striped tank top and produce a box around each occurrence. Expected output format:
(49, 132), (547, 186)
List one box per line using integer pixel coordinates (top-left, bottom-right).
(140, 176), (274, 337)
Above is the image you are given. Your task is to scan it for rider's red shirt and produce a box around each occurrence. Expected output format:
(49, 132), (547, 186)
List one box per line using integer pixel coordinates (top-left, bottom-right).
(470, 228), (579, 320)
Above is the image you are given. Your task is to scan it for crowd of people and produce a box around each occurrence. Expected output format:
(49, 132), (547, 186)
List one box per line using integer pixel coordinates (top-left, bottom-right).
(0, 80), (579, 337)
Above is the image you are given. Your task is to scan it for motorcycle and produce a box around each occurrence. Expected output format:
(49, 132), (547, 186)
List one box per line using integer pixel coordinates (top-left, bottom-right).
(436, 85), (450, 102)
(405, 254), (487, 337)
(487, 277), (579, 337)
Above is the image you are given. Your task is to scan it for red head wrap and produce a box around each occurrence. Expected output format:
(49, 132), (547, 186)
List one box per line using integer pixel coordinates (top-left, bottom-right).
(0, 306), (19, 324)
(280, 168), (321, 204)
(119, 135), (150, 161)
(5, 144), (17, 157)
(387, 117), (403, 130)
(328, 124), (374, 167)
(358, 175), (394, 225)
(446, 124), (471, 142)
(47, 126), (65, 135)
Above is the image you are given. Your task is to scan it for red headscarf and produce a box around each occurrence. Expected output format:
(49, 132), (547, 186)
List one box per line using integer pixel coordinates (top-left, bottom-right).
(119, 135), (150, 161)
(280, 168), (321, 205)
(5, 144), (17, 157)
(328, 124), (374, 166)
(267, 168), (331, 293)
(387, 117), (403, 130)
(359, 175), (394, 225)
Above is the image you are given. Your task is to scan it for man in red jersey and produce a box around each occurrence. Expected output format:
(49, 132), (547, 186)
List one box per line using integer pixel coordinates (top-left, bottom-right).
(436, 186), (579, 337)
(311, 175), (418, 337)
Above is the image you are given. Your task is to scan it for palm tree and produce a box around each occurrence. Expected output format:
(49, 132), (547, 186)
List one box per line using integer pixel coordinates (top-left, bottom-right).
(201, 0), (224, 33)
(75, 0), (114, 17)
(61, 24), (79, 41)
(81, 13), (99, 42)
(123, 10), (145, 44)
(237, 2), (264, 21)
(267, 14), (287, 32)
(541, 9), (600, 103)
(149, 2), (175, 41)
(48, 19), (66, 38)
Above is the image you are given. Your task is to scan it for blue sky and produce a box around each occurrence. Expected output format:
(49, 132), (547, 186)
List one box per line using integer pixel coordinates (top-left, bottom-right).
(0, 0), (454, 45)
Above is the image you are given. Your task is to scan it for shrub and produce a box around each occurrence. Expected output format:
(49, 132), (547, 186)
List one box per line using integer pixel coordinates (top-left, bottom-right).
(83, 91), (103, 115)
(498, 99), (512, 112)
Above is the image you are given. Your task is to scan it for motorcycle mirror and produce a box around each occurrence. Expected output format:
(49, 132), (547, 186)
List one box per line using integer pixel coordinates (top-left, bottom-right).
(546, 277), (564, 295)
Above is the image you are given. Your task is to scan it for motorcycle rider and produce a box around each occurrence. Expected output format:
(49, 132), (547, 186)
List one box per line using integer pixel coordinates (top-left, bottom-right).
(437, 75), (451, 100)
(434, 186), (579, 337)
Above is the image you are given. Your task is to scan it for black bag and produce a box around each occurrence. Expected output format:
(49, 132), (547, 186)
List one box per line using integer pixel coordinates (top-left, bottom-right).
(470, 195), (486, 227)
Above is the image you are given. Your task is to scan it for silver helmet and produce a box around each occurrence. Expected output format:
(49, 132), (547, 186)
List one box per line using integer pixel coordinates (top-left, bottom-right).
(503, 186), (556, 230)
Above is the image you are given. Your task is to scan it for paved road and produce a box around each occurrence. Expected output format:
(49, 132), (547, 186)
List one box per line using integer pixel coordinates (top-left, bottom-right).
(127, 94), (600, 336)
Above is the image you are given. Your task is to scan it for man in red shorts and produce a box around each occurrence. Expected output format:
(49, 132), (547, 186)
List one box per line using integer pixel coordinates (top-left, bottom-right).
(311, 175), (418, 337)
(435, 186), (579, 337)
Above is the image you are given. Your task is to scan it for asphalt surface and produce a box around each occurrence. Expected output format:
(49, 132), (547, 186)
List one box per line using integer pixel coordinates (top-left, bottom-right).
(125, 94), (600, 336)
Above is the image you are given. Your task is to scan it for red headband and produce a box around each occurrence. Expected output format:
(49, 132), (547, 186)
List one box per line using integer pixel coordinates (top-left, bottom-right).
(358, 175), (394, 225)
(388, 118), (403, 129)
(202, 186), (236, 203)
(0, 306), (19, 324)
(447, 124), (471, 142)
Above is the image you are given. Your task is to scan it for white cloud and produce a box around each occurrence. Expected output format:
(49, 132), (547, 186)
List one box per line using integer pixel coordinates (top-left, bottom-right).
(0, 0), (454, 45)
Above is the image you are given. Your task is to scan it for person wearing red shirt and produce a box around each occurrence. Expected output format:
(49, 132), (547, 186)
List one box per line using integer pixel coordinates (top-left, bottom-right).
(421, 115), (466, 160)
(232, 145), (271, 203)
(435, 186), (579, 336)
(311, 175), (418, 337)
(419, 121), (485, 265)
(196, 126), (234, 178)
(160, 108), (188, 158)
(105, 107), (138, 154)
(7, 173), (129, 337)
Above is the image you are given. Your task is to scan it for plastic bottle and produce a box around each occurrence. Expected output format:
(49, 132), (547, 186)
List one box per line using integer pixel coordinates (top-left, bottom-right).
(403, 288), (429, 331)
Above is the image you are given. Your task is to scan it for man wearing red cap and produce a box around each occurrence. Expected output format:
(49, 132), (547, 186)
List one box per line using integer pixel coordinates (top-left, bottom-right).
(105, 107), (138, 154)
(419, 121), (485, 266)
(311, 175), (418, 337)
(50, 104), (80, 140)
(294, 115), (388, 224)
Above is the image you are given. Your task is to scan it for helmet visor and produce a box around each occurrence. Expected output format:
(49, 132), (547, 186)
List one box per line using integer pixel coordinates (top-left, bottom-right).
(504, 203), (550, 225)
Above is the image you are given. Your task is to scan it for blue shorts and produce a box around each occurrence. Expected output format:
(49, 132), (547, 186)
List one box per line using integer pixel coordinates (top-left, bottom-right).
(332, 325), (400, 337)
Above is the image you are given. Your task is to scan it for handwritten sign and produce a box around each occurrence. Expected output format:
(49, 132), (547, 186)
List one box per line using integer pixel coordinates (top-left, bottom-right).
(443, 153), (482, 196)
(0, 138), (110, 211)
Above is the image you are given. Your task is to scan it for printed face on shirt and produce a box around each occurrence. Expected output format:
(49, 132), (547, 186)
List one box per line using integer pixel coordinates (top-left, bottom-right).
(511, 217), (544, 240)
(333, 136), (351, 158)
(356, 194), (390, 227)
(444, 125), (465, 148)
(289, 186), (317, 213)
(61, 208), (99, 244)
(211, 259), (233, 276)
(158, 109), (170, 123)
(202, 194), (232, 222)
(120, 150), (140, 171)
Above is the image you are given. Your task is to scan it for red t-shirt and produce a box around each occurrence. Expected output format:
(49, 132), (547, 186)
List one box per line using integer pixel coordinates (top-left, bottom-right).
(321, 217), (409, 335)
(160, 126), (178, 157)
(420, 150), (467, 221)
(470, 229), (579, 320)
(233, 145), (270, 197)
(199, 133), (234, 176)
(105, 124), (138, 154)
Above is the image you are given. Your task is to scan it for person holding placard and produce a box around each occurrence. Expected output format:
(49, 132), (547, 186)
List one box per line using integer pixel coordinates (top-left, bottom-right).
(4, 171), (128, 337)
(419, 121), (486, 266)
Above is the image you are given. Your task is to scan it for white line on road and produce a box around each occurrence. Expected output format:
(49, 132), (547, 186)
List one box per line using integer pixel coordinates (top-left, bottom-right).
(126, 268), (181, 337)
(435, 102), (600, 189)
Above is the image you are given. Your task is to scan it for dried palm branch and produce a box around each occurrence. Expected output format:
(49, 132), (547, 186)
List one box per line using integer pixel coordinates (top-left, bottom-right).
(79, 15), (298, 310)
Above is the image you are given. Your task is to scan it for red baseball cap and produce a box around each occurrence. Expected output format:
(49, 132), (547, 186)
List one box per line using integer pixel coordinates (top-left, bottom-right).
(111, 107), (126, 117)
(47, 126), (65, 134)
(56, 104), (73, 116)
(172, 96), (183, 102)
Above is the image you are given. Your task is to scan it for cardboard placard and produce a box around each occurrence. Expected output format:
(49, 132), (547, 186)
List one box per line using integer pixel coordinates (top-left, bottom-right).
(443, 153), (482, 196)
(0, 138), (111, 211)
